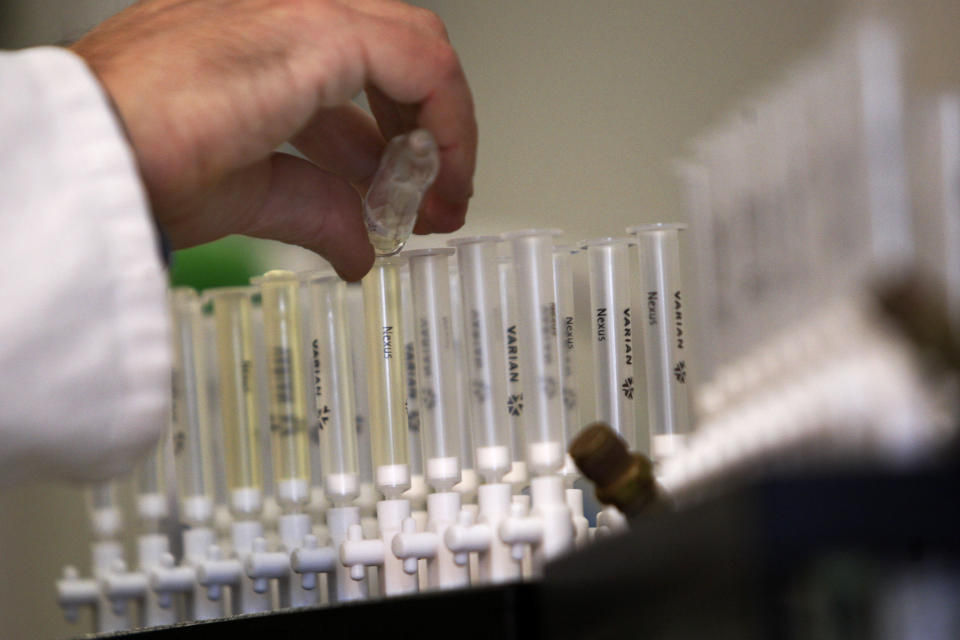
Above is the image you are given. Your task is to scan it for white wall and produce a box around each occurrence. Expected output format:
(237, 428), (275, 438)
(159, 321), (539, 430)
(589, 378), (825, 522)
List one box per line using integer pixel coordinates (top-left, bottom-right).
(408, 0), (840, 244)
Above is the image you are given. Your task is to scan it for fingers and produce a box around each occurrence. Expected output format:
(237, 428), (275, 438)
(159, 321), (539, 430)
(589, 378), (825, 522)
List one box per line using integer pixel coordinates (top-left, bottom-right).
(296, 3), (476, 233)
(85, 0), (476, 259)
(291, 103), (385, 188)
(356, 16), (477, 231)
(241, 153), (374, 281)
(413, 193), (467, 234)
(365, 85), (419, 142)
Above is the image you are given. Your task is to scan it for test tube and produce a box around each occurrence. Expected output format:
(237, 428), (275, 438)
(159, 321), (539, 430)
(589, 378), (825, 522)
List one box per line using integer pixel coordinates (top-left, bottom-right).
(199, 297), (233, 535)
(449, 236), (512, 483)
(628, 224), (691, 459)
(505, 229), (565, 476)
(170, 288), (215, 527)
(497, 256), (526, 470)
(346, 284), (374, 487)
(249, 294), (278, 514)
(362, 256), (411, 497)
(135, 439), (168, 531)
(585, 238), (637, 449)
(406, 249), (462, 491)
(449, 264), (476, 480)
(400, 267), (424, 483)
(299, 283), (326, 515)
(553, 245), (581, 451)
(87, 481), (123, 541)
(252, 271), (312, 511)
(208, 287), (264, 517)
(302, 272), (361, 506)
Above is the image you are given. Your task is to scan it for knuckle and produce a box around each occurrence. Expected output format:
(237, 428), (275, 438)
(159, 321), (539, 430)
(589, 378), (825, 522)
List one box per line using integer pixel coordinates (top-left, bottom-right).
(416, 9), (449, 39)
(430, 40), (459, 79)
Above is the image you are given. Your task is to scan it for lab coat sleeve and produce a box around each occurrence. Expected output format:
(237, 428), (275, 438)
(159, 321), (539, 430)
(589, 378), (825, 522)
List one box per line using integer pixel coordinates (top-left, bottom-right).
(0, 47), (171, 485)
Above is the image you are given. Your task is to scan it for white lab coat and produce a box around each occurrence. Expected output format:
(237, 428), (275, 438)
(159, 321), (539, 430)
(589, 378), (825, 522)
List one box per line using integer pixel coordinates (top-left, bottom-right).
(0, 47), (170, 485)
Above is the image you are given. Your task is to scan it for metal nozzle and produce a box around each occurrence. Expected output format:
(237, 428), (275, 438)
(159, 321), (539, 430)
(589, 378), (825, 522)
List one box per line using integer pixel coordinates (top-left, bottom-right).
(569, 422), (660, 517)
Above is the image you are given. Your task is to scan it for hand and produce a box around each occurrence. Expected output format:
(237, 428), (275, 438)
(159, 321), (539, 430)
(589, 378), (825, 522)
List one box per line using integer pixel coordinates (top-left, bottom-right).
(71, 0), (477, 280)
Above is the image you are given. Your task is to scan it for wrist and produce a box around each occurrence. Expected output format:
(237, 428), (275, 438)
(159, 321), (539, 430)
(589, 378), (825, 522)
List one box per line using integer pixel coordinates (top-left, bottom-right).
(68, 46), (172, 266)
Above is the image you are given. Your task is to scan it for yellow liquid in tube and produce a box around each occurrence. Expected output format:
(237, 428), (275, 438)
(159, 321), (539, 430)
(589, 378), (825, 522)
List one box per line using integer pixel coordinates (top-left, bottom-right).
(362, 257), (411, 496)
(211, 288), (263, 516)
(255, 271), (311, 509)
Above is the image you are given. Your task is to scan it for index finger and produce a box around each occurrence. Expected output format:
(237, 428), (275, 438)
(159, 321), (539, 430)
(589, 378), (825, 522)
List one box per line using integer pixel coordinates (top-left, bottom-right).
(356, 12), (477, 231)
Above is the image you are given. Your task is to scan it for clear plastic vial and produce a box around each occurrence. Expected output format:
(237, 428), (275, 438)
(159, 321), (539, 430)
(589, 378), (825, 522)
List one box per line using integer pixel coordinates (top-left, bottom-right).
(362, 256), (412, 497)
(406, 248), (463, 491)
(302, 272), (361, 506)
(448, 236), (512, 483)
(504, 229), (566, 476)
(628, 223), (691, 460)
(170, 288), (215, 527)
(364, 129), (440, 256)
(585, 238), (637, 449)
(208, 287), (264, 517)
(253, 271), (312, 510)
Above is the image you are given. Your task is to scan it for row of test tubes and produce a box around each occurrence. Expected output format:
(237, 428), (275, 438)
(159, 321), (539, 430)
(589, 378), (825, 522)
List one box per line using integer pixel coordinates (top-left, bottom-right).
(59, 224), (691, 632)
(679, 11), (960, 417)
(656, 9), (959, 505)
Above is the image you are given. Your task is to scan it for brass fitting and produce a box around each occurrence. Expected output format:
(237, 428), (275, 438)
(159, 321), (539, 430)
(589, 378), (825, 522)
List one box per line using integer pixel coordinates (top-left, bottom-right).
(569, 422), (660, 517)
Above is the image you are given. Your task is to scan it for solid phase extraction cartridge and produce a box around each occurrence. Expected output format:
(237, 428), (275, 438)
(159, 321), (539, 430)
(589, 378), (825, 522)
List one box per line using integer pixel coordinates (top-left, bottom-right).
(629, 223), (691, 460)
(585, 237), (637, 449)
(302, 271), (361, 506)
(504, 229), (566, 476)
(170, 288), (216, 527)
(448, 236), (512, 483)
(207, 287), (264, 518)
(252, 270), (311, 511)
(362, 255), (412, 497)
(406, 248), (462, 492)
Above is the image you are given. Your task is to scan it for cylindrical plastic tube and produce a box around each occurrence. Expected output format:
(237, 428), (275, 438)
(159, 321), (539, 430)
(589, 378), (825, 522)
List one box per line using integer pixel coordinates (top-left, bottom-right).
(346, 284), (374, 485)
(198, 296), (231, 520)
(298, 280), (326, 513)
(628, 223), (691, 459)
(362, 256), (411, 497)
(400, 266), (424, 480)
(585, 238), (637, 449)
(553, 245), (581, 449)
(170, 288), (215, 527)
(406, 248), (462, 491)
(505, 229), (565, 476)
(208, 287), (263, 517)
(135, 439), (168, 530)
(497, 256), (525, 468)
(302, 272), (361, 506)
(449, 264), (475, 477)
(87, 481), (123, 541)
(249, 295), (276, 507)
(253, 271), (312, 511)
(449, 236), (512, 483)
(199, 296), (233, 532)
